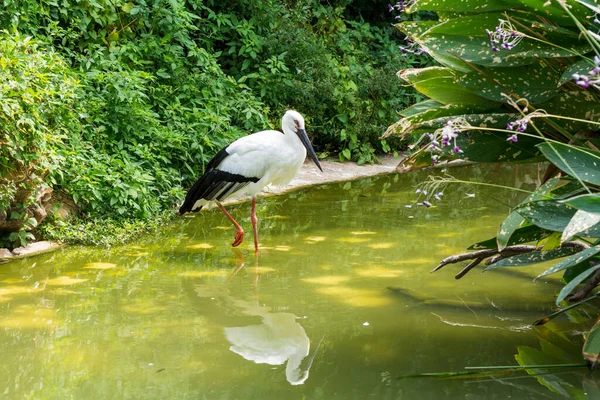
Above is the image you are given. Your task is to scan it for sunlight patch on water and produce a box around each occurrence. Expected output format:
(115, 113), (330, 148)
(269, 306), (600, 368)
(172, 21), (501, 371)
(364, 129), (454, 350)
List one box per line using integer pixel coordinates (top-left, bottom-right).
(45, 276), (88, 286)
(0, 278), (25, 284)
(354, 266), (403, 278)
(305, 236), (326, 242)
(390, 258), (435, 265)
(351, 231), (377, 235)
(302, 275), (351, 285)
(316, 286), (391, 307)
(368, 242), (395, 249)
(336, 237), (371, 243)
(187, 243), (215, 249)
(84, 262), (118, 270)
(177, 270), (229, 278)
(0, 305), (57, 328)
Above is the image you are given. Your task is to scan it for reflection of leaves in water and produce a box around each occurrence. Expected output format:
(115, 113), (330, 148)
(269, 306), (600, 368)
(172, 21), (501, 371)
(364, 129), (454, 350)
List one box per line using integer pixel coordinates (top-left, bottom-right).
(515, 324), (587, 397)
(121, 303), (168, 314)
(84, 262), (117, 270)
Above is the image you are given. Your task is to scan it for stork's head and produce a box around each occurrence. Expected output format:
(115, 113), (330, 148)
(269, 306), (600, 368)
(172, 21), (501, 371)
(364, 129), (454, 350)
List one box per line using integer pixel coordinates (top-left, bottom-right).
(282, 110), (323, 172)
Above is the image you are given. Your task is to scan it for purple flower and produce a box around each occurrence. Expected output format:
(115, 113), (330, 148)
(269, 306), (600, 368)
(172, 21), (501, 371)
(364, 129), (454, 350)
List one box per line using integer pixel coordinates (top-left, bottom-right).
(486, 19), (523, 52)
(422, 200), (432, 207)
(507, 134), (518, 143)
(572, 57), (600, 90)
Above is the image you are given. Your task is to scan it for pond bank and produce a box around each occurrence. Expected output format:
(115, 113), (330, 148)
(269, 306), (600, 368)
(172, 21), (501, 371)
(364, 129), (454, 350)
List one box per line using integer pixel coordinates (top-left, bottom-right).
(0, 155), (402, 262)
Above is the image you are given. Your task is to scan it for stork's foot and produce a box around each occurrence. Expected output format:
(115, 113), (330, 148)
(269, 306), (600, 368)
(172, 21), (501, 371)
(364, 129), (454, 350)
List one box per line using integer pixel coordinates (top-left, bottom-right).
(231, 229), (244, 247)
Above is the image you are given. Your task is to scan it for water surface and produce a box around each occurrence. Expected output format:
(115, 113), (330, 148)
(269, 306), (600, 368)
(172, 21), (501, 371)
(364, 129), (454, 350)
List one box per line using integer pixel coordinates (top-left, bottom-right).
(0, 164), (594, 399)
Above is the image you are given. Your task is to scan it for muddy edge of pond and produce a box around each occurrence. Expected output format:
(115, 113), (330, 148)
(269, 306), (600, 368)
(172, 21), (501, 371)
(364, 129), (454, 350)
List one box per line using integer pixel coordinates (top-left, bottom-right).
(0, 155), (469, 262)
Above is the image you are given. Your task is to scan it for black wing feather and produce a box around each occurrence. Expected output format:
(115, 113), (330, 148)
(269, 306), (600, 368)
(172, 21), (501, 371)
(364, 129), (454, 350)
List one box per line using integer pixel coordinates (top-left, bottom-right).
(179, 148), (260, 214)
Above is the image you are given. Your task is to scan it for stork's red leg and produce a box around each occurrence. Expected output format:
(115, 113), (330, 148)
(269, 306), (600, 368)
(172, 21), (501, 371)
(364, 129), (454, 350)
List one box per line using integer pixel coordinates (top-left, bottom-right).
(216, 201), (244, 247)
(251, 196), (259, 253)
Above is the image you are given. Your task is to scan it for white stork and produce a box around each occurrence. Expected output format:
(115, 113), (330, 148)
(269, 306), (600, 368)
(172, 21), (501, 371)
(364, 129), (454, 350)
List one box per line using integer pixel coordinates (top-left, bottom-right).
(179, 110), (323, 252)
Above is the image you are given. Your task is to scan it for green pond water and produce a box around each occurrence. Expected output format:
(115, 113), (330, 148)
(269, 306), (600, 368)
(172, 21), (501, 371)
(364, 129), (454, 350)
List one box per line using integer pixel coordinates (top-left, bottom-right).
(0, 163), (597, 399)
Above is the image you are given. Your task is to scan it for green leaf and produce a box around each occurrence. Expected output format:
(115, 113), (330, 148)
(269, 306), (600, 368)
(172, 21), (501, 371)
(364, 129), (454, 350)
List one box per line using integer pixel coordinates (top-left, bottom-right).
(537, 142), (600, 186)
(540, 232), (562, 251)
(456, 130), (544, 163)
(399, 67), (497, 105)
(415, 13), (590, 69)
(556, 263), (600, 305)
(562, 210), (600, 242)
(497, 178), (558, 250)
(468, 224), (552, 250)
(409, 0), (520, 13)
(560, 58), (596, 85)
(399, 100), (443, 118)
(583, 319), (600, 367)
(122, 2), (134, 13)
(484, 247), (581, 270)
(457, 61), (562, 103)
(514, 200), (577, 232)
(539, 91), (600, 132)
(562, 194), (600, 214)
(537, 245), (600, 278)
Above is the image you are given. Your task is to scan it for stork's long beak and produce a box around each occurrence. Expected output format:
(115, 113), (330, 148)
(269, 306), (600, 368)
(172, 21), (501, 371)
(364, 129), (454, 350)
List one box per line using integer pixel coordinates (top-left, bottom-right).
(298, 129), (323, 172)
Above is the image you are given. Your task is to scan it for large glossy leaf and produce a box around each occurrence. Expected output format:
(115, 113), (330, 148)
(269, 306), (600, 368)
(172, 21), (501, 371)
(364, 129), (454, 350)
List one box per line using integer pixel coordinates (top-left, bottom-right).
(514, 200), (577, 232)
(537, 143), (600, 186)
(457, 61), (562, 103)
(484, 247), (581, 270)
(416, 13), (590, 69)
(560, 58), (597, 85)
(469, 224), (551, 250)
(410, 0), (589, 23)
(556, 263), (600, 305)
(399, 100), (443, 118)
(538, 91), (600, 132)
(399, 67), (496, 105)
(409, 0), (520, 13)
(562, 210), (600, 242)
(496, 178), (558, 250)
(583, 319), (600, 367)
(562, 194), (600, 214)
(536, 245), (600, 279)
(456, 130), (544, 163)
(389, 104), (503, 138)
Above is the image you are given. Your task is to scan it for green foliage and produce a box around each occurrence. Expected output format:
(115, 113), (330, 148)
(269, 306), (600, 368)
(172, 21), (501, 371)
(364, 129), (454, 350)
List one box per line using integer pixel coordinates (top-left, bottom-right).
(390, 0), (600, 366)
(39, 210), (176, 247)
(0, 0), (429, 246)
(0, 32), (81, 247)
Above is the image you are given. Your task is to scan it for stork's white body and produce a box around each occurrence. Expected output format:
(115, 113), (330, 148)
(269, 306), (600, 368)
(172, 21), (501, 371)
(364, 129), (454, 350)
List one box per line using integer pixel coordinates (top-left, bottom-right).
(179, 110), (322, 252)
(191, 129), (307, 211)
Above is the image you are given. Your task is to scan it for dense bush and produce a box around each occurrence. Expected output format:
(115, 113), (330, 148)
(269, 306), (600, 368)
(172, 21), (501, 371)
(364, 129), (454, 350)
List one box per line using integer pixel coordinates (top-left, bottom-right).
(0, 0), (428, 246)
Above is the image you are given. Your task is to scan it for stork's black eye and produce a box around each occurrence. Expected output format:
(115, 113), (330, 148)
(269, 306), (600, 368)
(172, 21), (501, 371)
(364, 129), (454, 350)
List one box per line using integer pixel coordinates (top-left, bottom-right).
(294, 120), (300, 129)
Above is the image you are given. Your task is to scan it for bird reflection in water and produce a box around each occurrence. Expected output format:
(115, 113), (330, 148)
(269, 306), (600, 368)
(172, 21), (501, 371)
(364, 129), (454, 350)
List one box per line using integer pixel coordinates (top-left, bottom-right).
(224, 251), (323, 385)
